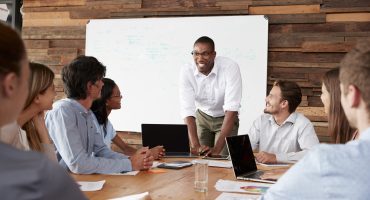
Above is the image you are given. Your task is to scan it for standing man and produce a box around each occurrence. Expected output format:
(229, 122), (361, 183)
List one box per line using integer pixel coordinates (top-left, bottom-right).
(46, 56), (153, 174)
(262, 40), (370, 199)
(248, 80), (319, 164)
(180, 36), (242, 156)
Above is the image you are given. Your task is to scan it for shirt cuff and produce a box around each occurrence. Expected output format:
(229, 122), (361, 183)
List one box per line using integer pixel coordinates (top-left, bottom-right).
(180, 110), (196, 119)
(120, 158), (132, 172)
(275, 153), (289, 163)
(223, 104), (241, 112)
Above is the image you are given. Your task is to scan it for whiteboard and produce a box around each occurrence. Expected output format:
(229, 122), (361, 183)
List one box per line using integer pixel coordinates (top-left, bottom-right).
(86, 15), (268, 134)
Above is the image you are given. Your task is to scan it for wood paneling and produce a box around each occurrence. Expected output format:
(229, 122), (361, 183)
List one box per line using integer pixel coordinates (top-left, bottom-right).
(327, 13), (370, 22)
(249, 5), (320, 14)
(22, 0), (370, 141)
(321, 0), (370, 13)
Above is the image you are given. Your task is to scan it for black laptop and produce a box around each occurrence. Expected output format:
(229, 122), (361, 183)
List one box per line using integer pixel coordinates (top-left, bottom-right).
(141, 124), (198, 158)
(226, 134), (276, 184)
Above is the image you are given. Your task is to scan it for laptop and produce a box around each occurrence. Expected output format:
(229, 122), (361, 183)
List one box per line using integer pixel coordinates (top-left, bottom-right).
(141, 124), (198, 158)
(226, 134), (276, 184)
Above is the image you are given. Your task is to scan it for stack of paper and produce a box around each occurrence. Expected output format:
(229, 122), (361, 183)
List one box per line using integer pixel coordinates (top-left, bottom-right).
(215, 179), (271, 194)
(191, 160), (233, 168)
(216, 192), (261, 200)
(77, 180), (106, 192)
(109, 192), (151, 200)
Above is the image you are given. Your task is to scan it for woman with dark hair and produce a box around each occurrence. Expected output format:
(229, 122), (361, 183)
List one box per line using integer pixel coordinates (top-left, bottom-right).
(91, 78), (165, 159)
(321, 67), (358, 143)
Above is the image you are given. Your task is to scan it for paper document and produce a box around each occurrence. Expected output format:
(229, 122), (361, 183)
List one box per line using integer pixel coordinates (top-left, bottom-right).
(192, 160), (232, 168)
(256, 162), (289, 167)
(109, 192), (150, 200)
(216, 192), (260, 200)
(77, 180), (105, 191)
(108, 171), (140, 176)
(152, 161), (162, 168)
(208, 160), (233, 168)
(215, 179), (272, 194)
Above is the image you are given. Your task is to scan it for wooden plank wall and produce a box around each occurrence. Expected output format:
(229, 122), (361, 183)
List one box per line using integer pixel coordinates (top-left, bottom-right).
(22, 0), (370, 142)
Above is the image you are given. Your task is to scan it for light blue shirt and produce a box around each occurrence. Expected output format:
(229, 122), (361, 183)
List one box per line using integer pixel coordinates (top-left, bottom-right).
(248, 112), (319, 162)
(92, 116), (117, 148)
(45, 98), (132, 174)
(262, 127), (370, 200)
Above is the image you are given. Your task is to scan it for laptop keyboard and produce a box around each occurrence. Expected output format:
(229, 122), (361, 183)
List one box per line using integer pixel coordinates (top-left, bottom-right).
(242, 170), (264, 179)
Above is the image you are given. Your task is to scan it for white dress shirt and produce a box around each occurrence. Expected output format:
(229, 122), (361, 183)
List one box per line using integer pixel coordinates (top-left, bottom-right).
(179, 56), (242, 118)
(262, 127), (370, 200)
(248, 112), (319, 163)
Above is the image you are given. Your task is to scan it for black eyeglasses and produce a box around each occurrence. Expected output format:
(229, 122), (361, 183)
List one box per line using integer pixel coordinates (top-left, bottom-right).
(191, 51), (213, 57)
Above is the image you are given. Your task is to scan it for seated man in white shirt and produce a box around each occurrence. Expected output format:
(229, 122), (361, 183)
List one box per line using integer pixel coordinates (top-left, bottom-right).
(262, 40), (370, 200)
(248, 80), (319, 163)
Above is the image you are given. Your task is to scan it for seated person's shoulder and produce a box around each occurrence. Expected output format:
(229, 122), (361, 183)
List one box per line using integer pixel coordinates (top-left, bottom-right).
(259, 113), (272, 121)
(312, 141), (367, 162)
(47, 99), (76, 115)
(0, 142), (86, 199)
(294, 112), (313, 124)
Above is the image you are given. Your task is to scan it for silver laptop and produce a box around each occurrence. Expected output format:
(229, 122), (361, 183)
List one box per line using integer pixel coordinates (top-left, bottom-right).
(141, 124), (198, 158)
(226, 134), (276, 184)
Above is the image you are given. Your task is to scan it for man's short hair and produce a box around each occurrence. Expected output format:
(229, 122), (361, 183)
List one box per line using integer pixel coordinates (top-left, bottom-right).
(339, 40), (370, 112)
(0, 22), (26, 77)
(62, 56), (106, 99)
(273, 80), (302, 113)
(194, 36), (215, 51)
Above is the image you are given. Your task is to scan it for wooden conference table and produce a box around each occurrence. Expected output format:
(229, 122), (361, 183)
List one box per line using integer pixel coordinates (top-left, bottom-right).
(72, 158), (289, 200)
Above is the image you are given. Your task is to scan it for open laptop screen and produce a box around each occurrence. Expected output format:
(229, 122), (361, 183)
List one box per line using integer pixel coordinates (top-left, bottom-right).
(226, 134), (257, 177)
(141, 124), (190, 153)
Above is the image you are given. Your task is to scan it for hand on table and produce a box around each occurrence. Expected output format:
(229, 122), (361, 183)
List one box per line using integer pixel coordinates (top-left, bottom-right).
(190, 145), (210, 156)
(130, 147), (154, 171)
(260, 169), (288, 181)
(150, 145), (165, 160)
(255, 151), (277, 164)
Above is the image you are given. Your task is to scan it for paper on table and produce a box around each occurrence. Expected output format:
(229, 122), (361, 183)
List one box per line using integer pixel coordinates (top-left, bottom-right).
(78, 180), (105, 192)
(208, 160), (232, 168)
(192, 160), (233, 168)
(216, 192), (260, 200)
(215, 179), (272, 194)
(152, 161), (162, 168)
(256, 162), (289, 167)
(108, 161), (162, 176)
(109, 192), (150, 200)
(108, 171), (140, 176)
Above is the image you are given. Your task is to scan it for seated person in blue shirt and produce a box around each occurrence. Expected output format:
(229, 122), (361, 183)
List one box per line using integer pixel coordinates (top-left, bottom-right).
(262, 40), (370, 199)
(91, 78), (165, 159)
(248, 80), (319, 164)
(45, 56), (153, 174)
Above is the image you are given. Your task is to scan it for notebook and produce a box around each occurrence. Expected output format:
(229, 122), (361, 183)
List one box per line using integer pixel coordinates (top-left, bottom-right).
(141, 124), (198, 158)
(225, 135), (276, 184)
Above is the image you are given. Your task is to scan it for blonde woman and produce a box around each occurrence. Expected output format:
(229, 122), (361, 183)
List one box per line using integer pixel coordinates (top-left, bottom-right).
(16, 62), (57, 161)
